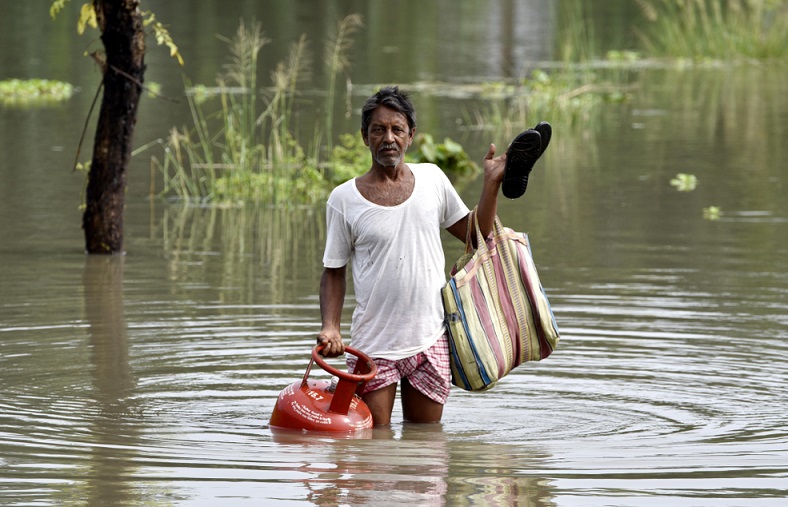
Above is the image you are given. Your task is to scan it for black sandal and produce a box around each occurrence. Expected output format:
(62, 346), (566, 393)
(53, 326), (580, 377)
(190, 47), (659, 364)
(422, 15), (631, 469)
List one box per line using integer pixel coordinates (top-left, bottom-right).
(502, 129), (541, 199)
(533, 121), (552, 157)
(501, 121), (552, 199)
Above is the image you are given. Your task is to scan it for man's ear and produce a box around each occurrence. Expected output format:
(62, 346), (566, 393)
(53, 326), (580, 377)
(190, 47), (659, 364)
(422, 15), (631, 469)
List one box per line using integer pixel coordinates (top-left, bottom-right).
(407, 127), (416, 147)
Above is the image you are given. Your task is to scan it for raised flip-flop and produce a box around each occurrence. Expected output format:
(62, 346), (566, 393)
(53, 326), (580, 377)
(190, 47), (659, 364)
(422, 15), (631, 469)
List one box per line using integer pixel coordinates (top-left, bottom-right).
(501, 121), (552, 199)
(533, 121), (552, 157)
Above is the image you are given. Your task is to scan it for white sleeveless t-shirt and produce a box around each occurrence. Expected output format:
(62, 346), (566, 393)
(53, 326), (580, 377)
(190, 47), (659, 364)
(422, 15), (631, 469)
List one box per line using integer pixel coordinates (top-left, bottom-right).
(322, 163), (469, 359)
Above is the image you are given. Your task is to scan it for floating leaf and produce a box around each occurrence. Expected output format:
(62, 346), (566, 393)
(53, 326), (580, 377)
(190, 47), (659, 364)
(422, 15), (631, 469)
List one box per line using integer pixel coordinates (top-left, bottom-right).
(0, 79), (75, 106)
(670, 173), (698, 191)
(703, 206), (721, 220)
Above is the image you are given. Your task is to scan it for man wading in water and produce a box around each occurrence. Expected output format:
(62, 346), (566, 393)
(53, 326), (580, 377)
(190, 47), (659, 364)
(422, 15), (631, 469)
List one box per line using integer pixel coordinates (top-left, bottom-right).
(317, 86), (549, 426)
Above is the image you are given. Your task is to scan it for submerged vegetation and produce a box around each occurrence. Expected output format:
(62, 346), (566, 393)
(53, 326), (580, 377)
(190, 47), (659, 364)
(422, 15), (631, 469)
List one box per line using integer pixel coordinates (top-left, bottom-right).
(0, 79), (74, 107)
(470, 0), (787, 138)
(154, 16), (382, 205)
(468, 67), (631, 141)
(154, 19), (349, 205)
(149, 0), (785, 206)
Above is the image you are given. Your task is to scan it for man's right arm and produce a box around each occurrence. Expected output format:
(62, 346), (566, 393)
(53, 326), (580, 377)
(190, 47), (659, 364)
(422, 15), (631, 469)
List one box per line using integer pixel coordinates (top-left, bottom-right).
(317, 265), (347, 357)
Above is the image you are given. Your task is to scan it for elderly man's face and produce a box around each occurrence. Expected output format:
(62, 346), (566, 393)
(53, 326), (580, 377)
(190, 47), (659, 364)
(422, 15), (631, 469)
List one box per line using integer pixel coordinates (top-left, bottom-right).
(363, 105), (414, 169)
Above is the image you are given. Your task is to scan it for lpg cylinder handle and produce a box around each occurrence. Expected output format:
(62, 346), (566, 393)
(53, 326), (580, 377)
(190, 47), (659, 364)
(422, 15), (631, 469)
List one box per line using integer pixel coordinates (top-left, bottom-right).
(304, 344), (379, 416)
(310, 344), (378, 383)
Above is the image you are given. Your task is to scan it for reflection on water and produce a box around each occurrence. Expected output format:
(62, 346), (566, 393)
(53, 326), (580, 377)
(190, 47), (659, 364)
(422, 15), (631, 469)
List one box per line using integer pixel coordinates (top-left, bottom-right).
(155, 203), (326, 306)
(271, 425), (556, 507)
(2, 1), (787, 505)
(82, 255), (140, 507)
(1, 188), (786, 506)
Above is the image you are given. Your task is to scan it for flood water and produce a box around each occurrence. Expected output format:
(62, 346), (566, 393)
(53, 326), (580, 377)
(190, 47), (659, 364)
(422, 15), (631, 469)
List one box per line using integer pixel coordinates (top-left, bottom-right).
(2, 1), (787, 506)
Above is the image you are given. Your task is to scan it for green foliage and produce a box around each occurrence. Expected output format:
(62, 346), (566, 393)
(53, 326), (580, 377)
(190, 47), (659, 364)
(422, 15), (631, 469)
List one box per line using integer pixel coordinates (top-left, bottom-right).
(143, 12), (185, 65)
(328, 133), (369, 185)
(407, 133), (480, 176)
(153, 17), (365, 205)
(703, 206), (722, 220)
(670, 173), (698, 192)
(556, 0), (598, 63)
(324, 14), (363, 150)
(49, 0), (70, 19)
(470, 0), (784, 141)
(0, 79), (74, 107)
(76, 2), (97, 34)
(636, 0), (788, 60)
(470, 68), (627, 139)
(50, 1), (184, 65)
(670, 174), (719, 220)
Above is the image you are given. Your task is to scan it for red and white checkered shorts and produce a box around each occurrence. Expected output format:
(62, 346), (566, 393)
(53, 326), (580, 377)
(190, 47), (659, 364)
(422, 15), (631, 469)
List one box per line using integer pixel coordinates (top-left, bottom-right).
(347, 333), (452, 405)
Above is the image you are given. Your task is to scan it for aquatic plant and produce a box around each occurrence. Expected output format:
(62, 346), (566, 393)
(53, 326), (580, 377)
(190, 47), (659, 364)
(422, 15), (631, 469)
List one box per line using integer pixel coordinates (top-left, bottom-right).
(407, 133), (480, 178)
(703, 206), (722, 220)
(153, 18), (356, 205)
(323, 14), (363, 152)
(556, 0), (598, 64)
(468, 68), (628, 142)
(0, 79), (74, 107)
(670, 173), (698, 192)
(636, 0), (788, 60)
(328, 133), (371, 186)
(152, 15), (480, 205)
(153, 15), (378, 204)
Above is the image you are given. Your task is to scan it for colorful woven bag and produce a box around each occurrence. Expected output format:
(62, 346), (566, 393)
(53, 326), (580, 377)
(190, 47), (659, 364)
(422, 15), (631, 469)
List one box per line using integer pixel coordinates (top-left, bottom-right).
(442, 211), (560, 391)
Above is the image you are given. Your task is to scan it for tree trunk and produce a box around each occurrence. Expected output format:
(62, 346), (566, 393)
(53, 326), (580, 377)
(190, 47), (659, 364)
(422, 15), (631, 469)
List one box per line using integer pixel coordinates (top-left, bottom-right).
(82, 0), (146, 254)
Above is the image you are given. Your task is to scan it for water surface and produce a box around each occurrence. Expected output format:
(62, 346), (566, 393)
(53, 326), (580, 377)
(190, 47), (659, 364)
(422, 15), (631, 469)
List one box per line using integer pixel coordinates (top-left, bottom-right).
(1, 1), (787, 505)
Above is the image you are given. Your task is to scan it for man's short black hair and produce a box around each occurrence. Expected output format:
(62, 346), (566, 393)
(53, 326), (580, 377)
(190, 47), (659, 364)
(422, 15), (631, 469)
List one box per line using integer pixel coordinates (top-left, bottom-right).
(360, 86), (417, 135)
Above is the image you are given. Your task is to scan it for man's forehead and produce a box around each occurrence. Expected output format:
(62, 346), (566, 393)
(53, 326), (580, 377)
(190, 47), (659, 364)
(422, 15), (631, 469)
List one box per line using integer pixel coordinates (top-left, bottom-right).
(369, 105), (408, 123)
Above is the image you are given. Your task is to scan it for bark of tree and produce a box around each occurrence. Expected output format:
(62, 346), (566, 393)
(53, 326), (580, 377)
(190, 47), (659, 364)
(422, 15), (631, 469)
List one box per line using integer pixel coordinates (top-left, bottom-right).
(82, 0), (146, 254)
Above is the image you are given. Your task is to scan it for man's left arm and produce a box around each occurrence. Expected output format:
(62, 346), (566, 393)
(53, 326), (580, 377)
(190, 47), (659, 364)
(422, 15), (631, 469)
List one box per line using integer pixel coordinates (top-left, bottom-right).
(446, 143), (506, 244)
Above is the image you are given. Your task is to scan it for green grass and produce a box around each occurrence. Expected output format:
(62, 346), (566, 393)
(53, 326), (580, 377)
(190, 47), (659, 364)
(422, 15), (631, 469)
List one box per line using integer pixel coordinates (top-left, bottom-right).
(468, 0), (786, 139)
(152, 3), (786, 206)
(151, 15), (481, 206)
(152, 17), (360, 205)
(636, 0), (788, 60)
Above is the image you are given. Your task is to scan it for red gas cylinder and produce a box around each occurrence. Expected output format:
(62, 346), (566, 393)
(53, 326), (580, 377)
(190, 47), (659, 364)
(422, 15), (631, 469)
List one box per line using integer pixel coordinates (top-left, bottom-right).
(269, 345), (378, 433)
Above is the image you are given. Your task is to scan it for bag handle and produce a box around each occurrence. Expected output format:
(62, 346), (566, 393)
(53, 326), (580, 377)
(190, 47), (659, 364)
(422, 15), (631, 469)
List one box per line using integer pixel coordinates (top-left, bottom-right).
(464, 209), (474, 253)
(469, 206), (498, 258)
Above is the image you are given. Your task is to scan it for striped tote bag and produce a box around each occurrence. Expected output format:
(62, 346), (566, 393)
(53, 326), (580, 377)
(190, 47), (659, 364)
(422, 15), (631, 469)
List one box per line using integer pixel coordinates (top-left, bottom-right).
(442, 212), (559, 391)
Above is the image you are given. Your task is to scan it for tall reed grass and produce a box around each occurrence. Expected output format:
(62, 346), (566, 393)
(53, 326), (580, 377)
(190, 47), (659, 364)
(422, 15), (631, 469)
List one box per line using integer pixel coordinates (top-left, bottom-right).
(636, 0), (788, 60)
(153, 16), (362, 205)
(324, 14), (363, 152)
(556, 0), (598, 64)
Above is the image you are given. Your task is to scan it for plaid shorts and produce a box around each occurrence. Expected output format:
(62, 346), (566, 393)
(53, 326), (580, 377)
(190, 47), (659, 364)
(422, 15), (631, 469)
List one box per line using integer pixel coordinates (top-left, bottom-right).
(347, 333), (452, 405)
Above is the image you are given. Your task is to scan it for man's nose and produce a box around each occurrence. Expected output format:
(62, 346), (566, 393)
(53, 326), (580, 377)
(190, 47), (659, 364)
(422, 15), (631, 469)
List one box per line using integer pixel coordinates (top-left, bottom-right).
(383, 128), (395, 142)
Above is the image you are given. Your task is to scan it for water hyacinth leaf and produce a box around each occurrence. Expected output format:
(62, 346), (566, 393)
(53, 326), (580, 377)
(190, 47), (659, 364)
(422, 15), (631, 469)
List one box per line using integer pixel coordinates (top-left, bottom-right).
(0, 79), (75, 106)
(443, 137), (463, 155)
(420, 142), (438, 162)
(670, 173), (698, 191)
(703, 206), (721, 220)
